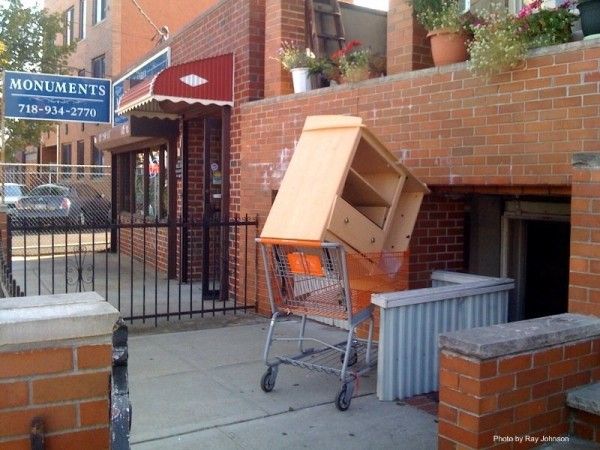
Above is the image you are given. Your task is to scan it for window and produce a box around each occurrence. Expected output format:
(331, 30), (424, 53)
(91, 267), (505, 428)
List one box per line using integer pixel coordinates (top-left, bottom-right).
(79, 0), (87, 39)
(61, 143), (72, 175)
(77, 140), (85, 178)
(91, 54), (105, 78)
(93, 0), (107, 24)
(91, 136), (103, 175)
(64, 7), (74, 46)
(119, 147), (168, 219)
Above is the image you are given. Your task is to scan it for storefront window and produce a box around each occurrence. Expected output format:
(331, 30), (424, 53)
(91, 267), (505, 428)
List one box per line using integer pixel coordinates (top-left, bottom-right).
(119, 146), (168, 219)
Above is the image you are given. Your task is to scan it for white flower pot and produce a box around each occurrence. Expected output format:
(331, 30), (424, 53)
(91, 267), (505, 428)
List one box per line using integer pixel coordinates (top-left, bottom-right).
(291, 67), (311, 93)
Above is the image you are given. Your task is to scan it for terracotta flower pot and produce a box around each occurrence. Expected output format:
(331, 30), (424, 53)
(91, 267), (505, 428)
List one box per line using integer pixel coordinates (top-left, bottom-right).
(427, 29), (468, 67)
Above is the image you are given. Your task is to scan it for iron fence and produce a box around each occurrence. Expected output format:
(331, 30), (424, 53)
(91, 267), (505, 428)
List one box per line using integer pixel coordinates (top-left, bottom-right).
(4, 215), (259, 325)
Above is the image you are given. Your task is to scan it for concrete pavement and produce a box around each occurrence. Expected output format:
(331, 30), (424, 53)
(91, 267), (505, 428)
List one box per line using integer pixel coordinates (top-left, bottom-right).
(128, 315), (438, 450)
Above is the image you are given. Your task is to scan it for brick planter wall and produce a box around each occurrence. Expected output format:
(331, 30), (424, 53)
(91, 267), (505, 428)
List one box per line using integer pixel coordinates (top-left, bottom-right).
(438, 314), (600, 449)
(0, 293), (119, 450)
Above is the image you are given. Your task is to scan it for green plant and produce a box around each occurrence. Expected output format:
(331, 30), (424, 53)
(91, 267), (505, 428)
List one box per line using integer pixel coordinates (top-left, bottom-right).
(519, 0), (576, 49)
(332, 40), (371, 81)
(308, 56), (333, 76)
(468, 5), (528, 78)
(274, 41), (314, 71)
(416, 0), (465, 32)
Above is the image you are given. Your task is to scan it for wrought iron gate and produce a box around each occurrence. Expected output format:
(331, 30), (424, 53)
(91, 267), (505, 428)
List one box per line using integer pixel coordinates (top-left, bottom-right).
(3, 215), (258, 325)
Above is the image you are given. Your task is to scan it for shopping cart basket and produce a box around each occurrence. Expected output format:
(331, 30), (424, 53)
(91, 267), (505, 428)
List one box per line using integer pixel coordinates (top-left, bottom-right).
(257, 238), (407, 411)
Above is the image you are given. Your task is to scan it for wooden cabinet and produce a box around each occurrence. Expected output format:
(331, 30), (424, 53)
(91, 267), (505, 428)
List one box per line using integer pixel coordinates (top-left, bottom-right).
(260, 115), (429, 254)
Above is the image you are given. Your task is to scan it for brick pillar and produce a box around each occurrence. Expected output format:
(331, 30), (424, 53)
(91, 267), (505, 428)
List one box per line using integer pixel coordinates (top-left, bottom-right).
(438, 314), (600, 450)
(264, 0), (306, 97)
(0, 293), (119, 449)
(570, 153), (600, 316)
(387, 0), (433, 75)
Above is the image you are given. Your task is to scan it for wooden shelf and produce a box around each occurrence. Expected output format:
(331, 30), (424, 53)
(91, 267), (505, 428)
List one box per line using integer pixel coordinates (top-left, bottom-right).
(343, 168), (390, 207)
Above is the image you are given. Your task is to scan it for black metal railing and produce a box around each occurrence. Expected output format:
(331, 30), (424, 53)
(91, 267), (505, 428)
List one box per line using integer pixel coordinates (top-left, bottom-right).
(5, 214), (259, 325)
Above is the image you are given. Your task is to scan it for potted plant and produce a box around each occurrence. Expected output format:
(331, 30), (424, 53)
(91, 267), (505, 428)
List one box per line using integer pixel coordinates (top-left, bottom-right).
(519, 0), (577, 48)
(332, 40), (371, 83)
(468, 5), (528, 78)
(468, 2), (576, 79)
(275, 41), (315, 93)
(412, 0), (471, 66)
(577, 0), (600, 37)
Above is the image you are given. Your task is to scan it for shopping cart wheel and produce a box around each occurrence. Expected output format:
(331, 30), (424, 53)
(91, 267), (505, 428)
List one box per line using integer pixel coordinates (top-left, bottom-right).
(340, 347), (358, 367)
(335, 382), (354, 411)
(260, 367), (277, 393)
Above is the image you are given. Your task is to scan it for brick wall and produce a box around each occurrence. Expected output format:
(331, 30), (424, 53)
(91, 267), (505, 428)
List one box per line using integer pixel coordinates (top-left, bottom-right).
(571, 409), (600, 443)
(569, 153), (600, 316)
(0, 345), (112, 449)
(264, 0), (306, 97)
(410, 194), (466, 288)
(438, 317), (600, 449)
(387, 0), (433, 74)
(0, 293), (118, 450)
(238, 39), (600, 315)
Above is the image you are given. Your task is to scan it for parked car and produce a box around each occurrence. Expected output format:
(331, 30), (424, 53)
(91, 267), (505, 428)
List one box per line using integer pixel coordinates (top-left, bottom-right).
(0, 183), (30, 210)
(13, 183), (111, 227)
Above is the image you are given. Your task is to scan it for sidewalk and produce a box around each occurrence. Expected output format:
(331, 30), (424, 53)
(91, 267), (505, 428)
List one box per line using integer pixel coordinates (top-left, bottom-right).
(127, 315), (438, 449)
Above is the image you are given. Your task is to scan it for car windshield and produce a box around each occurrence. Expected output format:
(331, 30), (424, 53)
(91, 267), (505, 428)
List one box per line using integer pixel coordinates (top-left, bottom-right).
(4, 185), (23, 196)
(30, 185), (69, 196)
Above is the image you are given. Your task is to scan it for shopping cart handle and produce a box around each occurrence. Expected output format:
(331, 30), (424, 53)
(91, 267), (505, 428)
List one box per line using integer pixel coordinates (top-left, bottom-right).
(256, 238), (335, 248)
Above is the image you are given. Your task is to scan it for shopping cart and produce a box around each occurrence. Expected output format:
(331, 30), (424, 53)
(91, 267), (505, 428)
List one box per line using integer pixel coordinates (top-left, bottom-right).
(257, 238), (407, 411)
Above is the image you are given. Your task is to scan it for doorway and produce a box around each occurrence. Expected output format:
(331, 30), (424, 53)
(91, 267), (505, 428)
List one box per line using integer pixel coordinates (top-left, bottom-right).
(501, 201), (570, 321)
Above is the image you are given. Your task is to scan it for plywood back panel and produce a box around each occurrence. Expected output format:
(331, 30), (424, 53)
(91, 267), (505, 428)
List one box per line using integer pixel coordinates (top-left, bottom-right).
(260, 121), (361, 240)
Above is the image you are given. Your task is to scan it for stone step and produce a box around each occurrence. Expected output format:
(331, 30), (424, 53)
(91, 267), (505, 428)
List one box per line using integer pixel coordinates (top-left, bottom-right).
(567, 382), (600, 416)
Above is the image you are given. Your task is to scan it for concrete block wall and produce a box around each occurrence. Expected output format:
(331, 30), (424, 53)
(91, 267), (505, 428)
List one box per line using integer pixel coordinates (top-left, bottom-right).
(437, 314), (600, 449)
(0, 293), (119, 450)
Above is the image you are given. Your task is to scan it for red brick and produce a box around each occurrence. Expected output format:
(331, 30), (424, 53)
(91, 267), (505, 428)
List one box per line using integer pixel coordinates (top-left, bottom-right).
(44, 427), (109, 450)
(439, 386), (497, 415)
(0, 438), (29, 450)
(0, 382), (28, 409)
(0, 405), (76, 438)
(32, 372), (109, 404)
(531, 378), (563, 400)
(440, 369), (459, 390)
(0, 348), (72, 378)
(530, 408), (563, 431)
(498, 354), (532, 374)
(440, 352), (497, 379)
(516, 367), (548, 387)
(438, 403), (458, 424)
(514, 399), (545, 420)
(438, 436), (457, 450)
(77, 345), (112, 370)
(548, 359), (578, 379)
(474, 374), (515, 396)
(80, 399), (109, 426)
(498, 387), (531, 408)
(533, 347), (563, 367)
(565, 341), (592, 359)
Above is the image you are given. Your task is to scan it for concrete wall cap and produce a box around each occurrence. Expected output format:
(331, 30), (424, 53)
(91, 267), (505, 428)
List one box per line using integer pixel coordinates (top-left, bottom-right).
(439, 313), (600, 359)
(0, 292), (120, 347)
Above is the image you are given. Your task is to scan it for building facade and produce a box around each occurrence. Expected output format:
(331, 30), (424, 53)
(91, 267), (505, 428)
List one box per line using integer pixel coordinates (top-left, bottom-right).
(40, 0), (219, 172)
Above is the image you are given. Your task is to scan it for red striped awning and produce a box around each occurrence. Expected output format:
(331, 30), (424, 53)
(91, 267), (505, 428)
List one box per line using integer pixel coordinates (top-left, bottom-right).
(116, 54), (233, 118)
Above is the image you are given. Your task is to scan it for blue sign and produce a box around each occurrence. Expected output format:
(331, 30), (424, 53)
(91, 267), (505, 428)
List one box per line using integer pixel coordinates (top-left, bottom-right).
(113, 47), (170, 125)
(3, 71), (111, 124)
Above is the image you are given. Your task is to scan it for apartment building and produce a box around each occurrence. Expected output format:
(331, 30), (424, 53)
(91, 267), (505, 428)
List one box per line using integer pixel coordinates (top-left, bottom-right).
(40, 0), (218, 171)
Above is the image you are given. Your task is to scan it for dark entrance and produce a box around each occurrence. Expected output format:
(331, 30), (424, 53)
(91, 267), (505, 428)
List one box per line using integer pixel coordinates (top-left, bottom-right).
(523, 220), (570, 319)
